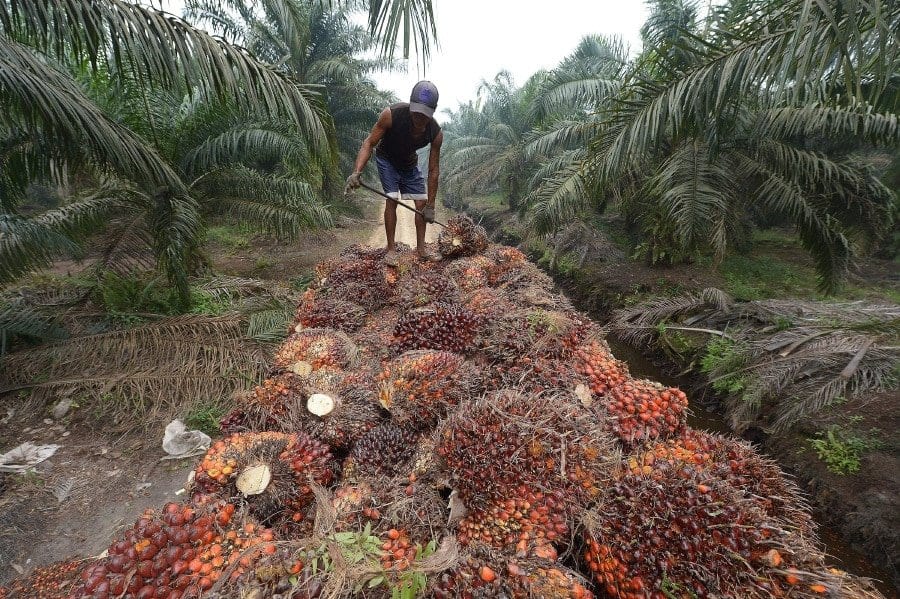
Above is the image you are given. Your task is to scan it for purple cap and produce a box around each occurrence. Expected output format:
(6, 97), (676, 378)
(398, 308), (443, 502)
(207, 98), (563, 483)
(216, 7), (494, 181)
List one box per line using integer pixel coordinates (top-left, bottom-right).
(409, 80), (438, 118)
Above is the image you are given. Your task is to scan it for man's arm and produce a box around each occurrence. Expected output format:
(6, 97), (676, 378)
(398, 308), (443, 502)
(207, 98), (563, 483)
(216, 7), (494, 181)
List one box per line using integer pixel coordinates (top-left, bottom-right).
(352, 107), (392, 176)
(426, 130), (443, 208)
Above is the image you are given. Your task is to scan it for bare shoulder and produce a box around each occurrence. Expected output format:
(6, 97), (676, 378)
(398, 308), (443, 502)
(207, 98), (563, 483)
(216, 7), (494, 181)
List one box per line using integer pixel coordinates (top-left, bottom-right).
(378, 107), (393, 129)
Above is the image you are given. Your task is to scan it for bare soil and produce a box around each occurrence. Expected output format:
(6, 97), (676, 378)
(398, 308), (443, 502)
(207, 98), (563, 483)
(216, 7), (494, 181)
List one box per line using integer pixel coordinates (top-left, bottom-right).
(0, 196), (447, 584)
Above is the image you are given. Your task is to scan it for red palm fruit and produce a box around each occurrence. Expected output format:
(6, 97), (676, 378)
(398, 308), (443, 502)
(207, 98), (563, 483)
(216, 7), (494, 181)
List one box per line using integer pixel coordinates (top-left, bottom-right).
(600, 378), (688, 445)
(438, 215), (489, 258)
(293, 292), (366, 334)
(392, 303), (480, 354)
(271, 328), (359, 373)
(572, 338), (630, 396)
(444, 255), (495, 291)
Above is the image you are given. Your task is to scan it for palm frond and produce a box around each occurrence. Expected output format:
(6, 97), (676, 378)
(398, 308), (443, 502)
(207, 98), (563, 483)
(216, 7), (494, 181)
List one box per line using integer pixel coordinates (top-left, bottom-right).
(527, 162), (591, 235)
(0, 299), (67, 356)
(182, 125), (308, 177)
(0, 314), (269, 419)
(367, 0), (438, 61)
(1, 0), (329, 153)
(756, 102), (900, 144)
(246, 304), (293, 343)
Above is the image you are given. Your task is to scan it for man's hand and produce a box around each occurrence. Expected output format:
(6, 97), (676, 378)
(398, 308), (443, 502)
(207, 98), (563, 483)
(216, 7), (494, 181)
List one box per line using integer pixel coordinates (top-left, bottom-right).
(344, 172), (361, 194)
(422, 206), (435, 223)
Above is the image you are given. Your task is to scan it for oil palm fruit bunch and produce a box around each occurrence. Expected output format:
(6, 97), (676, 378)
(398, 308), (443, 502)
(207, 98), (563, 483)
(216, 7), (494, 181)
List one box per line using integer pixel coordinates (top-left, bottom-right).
(437, 390), (618, 510)
(626, 429), (815, 535)
(444, 255), (495, 291)
(293, 292), (366, 334)
(462, 287), (516, 323)
(244, 372), (307, 424)
(484, 245), (527, 284)
(392, 303), (480, 354)
(317, 257), (392, 310)
(483, 356), (590, 401)
(351, 305), (403, 362)
(67, 502), (275, 598)
(272, 328), (359, 374)
(344, 423), (419, 480)
(601, 379), (688, 445)
(208, 545), (325, 599)
(438, 214), (489, 258)
(456, 486), (568, 561)
(396, 271), (460, 308)
(572, 339), (630, 396)
(331, 481), (382, 532)
(432, 549), (594, 599)
(581, 470), (814, 599)
(340, 242), (410, 262)
(491, 260), (555, 291)
(293, 371), (384, 450)
(485, 309), (591, 364)
(0, 559), (85, 599)
(377, 350), (478, 430)
(193, 432), (335, 526)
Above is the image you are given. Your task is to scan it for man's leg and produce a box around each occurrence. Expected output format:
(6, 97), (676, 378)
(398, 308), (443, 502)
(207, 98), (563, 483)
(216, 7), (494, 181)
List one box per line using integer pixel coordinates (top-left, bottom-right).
(384, 198), (398, 251)
(413, 199), (426, 253)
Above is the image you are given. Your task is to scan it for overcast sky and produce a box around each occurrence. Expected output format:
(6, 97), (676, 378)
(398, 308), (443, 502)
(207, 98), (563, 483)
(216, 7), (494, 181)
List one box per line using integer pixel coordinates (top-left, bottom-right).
(156, 1), (648, 115)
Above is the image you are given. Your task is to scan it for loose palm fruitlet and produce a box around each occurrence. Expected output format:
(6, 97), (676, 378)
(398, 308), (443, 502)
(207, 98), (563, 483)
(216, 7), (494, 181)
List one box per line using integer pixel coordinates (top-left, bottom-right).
(67, 502), (275, 598)
(344, 423), (419, 479)
(433, 550), (593, 599)
(572, 339), (630, 396)
(395, 270), (460, 309)
(457, 486), (568, 561)
(438, 214), (489, 258)
(437, 390), (618, 510)
(293, 292), (366, 334)
(444, 255), (495, 291)
(377, 350), (477, 430)
(581, 470), (820, 599)
(272, 328), (359, 374)
(0, 559), (84, 599)
(392, 303), (480, 354)
(193, 432), (334, 525)
(602, 378), (688, 445)
(626, 429), (815, 534)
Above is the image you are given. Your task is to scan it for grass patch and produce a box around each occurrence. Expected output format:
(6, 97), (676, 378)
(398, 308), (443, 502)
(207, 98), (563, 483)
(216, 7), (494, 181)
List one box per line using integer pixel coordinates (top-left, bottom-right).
(718, 253), (820, 300)
(809, 425), (884, 475)
(184, 400), (229, 437)
(205, 223), (254, 251)
(466, 192), (508, 214)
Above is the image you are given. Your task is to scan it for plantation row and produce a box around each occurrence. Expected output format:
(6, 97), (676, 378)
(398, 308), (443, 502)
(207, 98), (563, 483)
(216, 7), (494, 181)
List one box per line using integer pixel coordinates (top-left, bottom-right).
(1, 217), (885, 598)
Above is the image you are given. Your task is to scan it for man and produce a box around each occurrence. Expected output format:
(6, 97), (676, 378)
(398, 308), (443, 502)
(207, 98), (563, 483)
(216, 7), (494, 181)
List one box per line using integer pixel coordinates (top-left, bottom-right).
(345, 80), (443, 266)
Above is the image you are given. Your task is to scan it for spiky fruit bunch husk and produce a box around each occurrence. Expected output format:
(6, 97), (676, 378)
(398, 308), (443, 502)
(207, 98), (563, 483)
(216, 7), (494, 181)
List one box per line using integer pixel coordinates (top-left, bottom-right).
(484, 245), (527, 277)
(246, 372), (307, 420)
(392, 303), (480, 354)
(293, 371), (384, 450)
(344, 424), (419, 480)
(193, 432), (334, 525)
(437, 390), (618, 510)
(581, 471), (830, 599)
(0, 560), (85, 599)
(377, 350), (479, 430)
(433, 550), (594, 599)
(625, 429), (815, 535)
(438, 214), (489, 258)
(462, 287), (516, 323)
(483, 356), (591, 401)
(317, 257), (392, 310)
(340, 242), (411, 262)
(272, 328), (359, 373)
(67, 502), (276, 598)
(572, 339), (630, 396)
(491, 260), (555, 291)
(395, 270), (460, 309)
(444, 255), (495, 291)
(457, 486), (568, 560)
(205, 545), (325, 599)
(601, 379), (688, 445)
(484, 308), (592, 364)
(352, 305), (403, 362)
(293, 292), (367, 333)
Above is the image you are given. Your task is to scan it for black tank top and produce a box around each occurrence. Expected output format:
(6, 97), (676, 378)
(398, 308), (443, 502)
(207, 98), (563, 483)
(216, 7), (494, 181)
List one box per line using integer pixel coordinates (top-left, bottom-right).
(375, 103), (440, 170)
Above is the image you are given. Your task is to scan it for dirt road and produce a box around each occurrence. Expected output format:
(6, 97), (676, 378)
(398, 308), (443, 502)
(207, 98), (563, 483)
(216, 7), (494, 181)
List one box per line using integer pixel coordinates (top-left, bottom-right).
(365, 198), (441, 248)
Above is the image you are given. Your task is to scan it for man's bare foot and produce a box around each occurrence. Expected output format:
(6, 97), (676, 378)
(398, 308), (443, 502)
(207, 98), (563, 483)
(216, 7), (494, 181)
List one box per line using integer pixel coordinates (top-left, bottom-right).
(416, 249), (441, 263)
(384, 249), (399, 267)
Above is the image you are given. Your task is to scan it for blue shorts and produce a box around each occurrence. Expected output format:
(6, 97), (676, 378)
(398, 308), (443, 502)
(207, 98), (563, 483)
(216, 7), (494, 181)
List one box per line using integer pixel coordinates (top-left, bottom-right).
(376, 156), (427, 201)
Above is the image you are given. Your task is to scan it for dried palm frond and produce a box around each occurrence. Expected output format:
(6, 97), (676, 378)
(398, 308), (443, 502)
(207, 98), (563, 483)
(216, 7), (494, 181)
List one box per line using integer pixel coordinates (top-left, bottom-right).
(612, 289), (899, 432)
(0, 314), (269, 423)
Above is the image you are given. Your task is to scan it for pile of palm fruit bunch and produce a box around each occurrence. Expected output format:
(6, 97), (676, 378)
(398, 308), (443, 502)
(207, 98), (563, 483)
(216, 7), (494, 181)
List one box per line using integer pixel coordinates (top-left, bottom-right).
(3, 238), (888, 599)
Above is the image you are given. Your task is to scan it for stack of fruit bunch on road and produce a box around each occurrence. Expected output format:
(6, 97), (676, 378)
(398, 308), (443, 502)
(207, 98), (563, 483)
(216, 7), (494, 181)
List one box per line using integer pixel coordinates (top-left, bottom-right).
(1, 215), (887, 598)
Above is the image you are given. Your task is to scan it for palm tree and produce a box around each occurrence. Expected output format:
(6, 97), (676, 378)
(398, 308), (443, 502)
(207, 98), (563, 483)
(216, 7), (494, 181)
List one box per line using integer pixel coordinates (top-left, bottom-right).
(531, 0), (899, 292)
(0, 0), (334, 305)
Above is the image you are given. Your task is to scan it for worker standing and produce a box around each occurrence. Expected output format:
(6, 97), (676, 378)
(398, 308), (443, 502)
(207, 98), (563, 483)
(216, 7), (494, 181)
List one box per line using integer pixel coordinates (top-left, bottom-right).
(345, 81), (443, 266)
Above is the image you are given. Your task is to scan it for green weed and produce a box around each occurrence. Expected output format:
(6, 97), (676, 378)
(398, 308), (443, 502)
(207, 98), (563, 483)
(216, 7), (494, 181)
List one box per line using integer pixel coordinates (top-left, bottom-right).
(809, 425), (884, 475)
(254, 257), (276, 271)
(205, 224), (253, 251)
(699, 337), (748, 395)
(184, 401), (228, 436)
